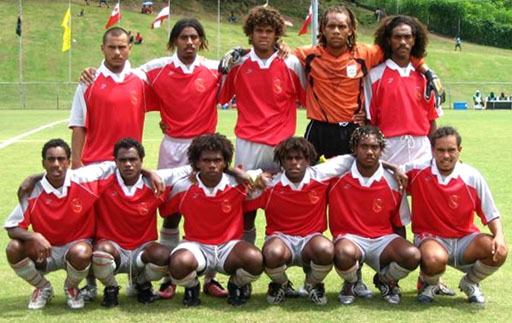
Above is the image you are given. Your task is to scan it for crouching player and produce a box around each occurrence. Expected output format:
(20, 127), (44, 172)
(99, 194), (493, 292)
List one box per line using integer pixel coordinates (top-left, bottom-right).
(166, 134), (263, 306)
(245, 137), (334, 305)
(404, 127), (507, 304)
(5, 139), (116, 309)
(331, 126), (420, 305)
(92, 138), (191, 307)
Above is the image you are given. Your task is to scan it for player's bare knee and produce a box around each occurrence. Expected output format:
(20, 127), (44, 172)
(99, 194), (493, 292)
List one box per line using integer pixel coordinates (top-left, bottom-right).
(262, 241), (288, 267)
(398, 246), (421, 270)
(67, 242), (92, 269)
(309, 237), (334, 265)
(242, 246), (264, 274)
(143, 244), (170, 266)
(94, 240), (116, 254)
(5, 239), (25, 264)
(169, 250), (197, 279)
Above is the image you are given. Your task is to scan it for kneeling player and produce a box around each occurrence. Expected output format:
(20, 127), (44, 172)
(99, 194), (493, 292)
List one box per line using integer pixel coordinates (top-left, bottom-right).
(330, 126), (420, 305)
(166, 134), (263, 306)
(403, 127), (507, 304)
(5, 139), (116, 309)
(91, 138), (191, 307)
(246, 137), (334, 305)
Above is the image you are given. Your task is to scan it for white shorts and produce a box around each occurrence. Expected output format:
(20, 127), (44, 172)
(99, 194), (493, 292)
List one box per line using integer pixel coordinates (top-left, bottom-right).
(235, 137), (279, 172)
(105, 240), (154, 275)
(414, 232), (480, 272)
(44, 239), (92, 273)
(265, 233), (321, 267)
(382, 135), (431, 165)
(158, 135), (193, 169)
(171, 240), (239, 275)
(335, 233), (400, 272)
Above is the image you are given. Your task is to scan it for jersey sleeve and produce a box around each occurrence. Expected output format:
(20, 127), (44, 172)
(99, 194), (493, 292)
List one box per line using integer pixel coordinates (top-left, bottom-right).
(361, 44), (385, 70)
(218, 65), (239, 105)
(4, 201), (30, 229)
(69, 83), (88, 128)
(393, 193), (411, 227)
(72, 161), (117, 183)
(312, 155), (355, 181)
(156, 165), (193, 187)
(471, 170), (501, 225)
(243, 188), (267, 212)
(285, 55), (307, 106)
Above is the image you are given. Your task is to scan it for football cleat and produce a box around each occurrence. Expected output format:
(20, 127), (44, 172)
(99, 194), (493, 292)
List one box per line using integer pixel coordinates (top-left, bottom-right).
(158, 279), (176, 299)
(338, 281), (357, 305)
(227, 281), (247, 306)
(183, 283), (201, 307)
(373, 274), (401, 305)
(136, 282), (159, 304)
(28, 284), (54, 310)
(101, 286), (120, 308)
(64, 287), (84, 309)
(203, 279), (228, 298)
(459, 275), (485, 305)
(417, 283), (437, 304)
(266, 282), (286, 305)
(306, 283), (327, 305)
(79, 284), (97, 302)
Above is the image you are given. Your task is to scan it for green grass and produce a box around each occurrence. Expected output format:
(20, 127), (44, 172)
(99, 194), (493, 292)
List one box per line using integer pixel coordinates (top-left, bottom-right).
(1, 109), (512, 322)
(1, 0), (512, 109)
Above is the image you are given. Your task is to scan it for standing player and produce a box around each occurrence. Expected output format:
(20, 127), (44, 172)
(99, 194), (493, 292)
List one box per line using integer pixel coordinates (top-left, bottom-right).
(329, 126), (420, 305)
(365, 15), (442, 165)
(403, 127), (507, 304)
(165, 134), (263, 306)
(219, 5), (306, 250)
(245, 137), (334, 305)
(5, 139), (115, 310)
(92, 138), (191, 307)
(69, 27), (159, 168)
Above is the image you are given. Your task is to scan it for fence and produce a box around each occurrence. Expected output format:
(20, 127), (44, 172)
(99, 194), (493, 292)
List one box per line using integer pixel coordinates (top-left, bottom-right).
(0, 81), (511, 110)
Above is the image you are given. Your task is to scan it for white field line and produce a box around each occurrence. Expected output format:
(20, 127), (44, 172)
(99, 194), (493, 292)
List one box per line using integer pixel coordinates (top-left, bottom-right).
(0, 119), (68, 150)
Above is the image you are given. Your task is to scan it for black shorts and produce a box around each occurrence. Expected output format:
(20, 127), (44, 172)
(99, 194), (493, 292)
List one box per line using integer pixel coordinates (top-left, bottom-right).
(304, 120), (358, 159)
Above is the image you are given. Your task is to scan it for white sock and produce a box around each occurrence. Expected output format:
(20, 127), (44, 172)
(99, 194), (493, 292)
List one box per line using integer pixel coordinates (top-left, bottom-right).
(265, 264), (288, 285)
(243, 228), (256, 245)
(421, 272), (442, 286)
(335, 261), (358, 284)
(11, 258), (49, 289)
(159, 228), (180, 251)
(92, 251), (118, 287)
(65, 261), (90, 289)
(308, 261), (332, 285)
(380, 262), (411, 283)
(172, 271), (198, 288)
(140, 263), (168, 283)
(230, 268), (259, 287)
(467, 260), (499, 283)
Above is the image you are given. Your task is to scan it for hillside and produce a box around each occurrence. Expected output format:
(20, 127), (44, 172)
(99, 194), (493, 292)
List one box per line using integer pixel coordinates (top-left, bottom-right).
(1, 0), (511, 109)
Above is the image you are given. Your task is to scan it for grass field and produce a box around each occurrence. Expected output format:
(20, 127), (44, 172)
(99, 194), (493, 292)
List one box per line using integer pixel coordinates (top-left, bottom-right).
(0, 109), (511, 322)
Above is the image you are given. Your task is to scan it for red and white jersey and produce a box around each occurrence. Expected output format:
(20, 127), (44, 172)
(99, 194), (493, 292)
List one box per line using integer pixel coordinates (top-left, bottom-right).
(364, 59), (442, 138)
(245, 154), (354, 237)
(329, 160), (410, 239)
(403, 159), (500, 238)
(4, 163), (116, 246)
(160, 173), (247, 245)
(95, 166), (190, 250)
(219, 49), (306, 146)
(141, 54), (219, 138)
(69, 61), (160, 165)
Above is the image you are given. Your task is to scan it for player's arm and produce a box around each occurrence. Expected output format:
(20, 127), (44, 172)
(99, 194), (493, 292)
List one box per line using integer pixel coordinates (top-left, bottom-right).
(428, 120), (437, 137)
(79, 67), (97, 86)
(487, 218), (507, 262)
(381, 161), (408, 191)
(141, 168), (165, 196)
(71, 127), (86, 169)
(17, 173), (43, 202)
(6, 227), (52, 261)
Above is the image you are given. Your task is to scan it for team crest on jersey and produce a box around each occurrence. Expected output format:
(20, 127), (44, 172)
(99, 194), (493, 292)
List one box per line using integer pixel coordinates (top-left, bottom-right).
(130, 90), (139, 106)
(448, 194), (459, 209)
(100, 83), (107, 90)
(44, 198), (53, 205)
(344, 183), (351, 190)
(387, 77), (394, 84)
(346, 64), (357, 78)
(110, 190), (117, 197)
(195, 78), (206, 92)
(221, 199), (232, 213)
(138, 202), (149, 215)
(372, 198), (383, 213)
(273, 78), (283, 94)
(71, 198), (83, 213)
(308, 190), (320, 204)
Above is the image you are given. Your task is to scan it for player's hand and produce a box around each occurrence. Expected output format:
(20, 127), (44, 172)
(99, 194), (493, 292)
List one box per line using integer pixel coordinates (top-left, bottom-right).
(424, 69), (445, 107)
(17, 174), (43, 202)
(148, 170), (165, 196)
(253, 172), (272, 190)
(30, 232), (52, 263)
(159, 120), (168, 135)
(71, 159), (84, 170)
(276, 40), (291, 59)
(352, 110), (366, 126)
(491, 233), (507, 262)
(218, 47), (248, 74)
(393, 169), (408, 192)
(80, 67), (97, 86)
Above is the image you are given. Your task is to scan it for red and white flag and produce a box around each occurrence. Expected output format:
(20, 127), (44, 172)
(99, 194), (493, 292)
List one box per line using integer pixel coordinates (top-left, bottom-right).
(298, 5), (312, 35)
(151, 6), (170, 29)
(105, 3), (121, 29)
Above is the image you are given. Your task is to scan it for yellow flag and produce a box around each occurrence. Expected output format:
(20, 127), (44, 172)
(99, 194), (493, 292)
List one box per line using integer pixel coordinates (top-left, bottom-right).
(61, 8), (71, 52)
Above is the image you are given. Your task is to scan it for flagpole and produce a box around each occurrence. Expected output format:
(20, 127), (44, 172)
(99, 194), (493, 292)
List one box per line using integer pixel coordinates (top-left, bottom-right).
(68, 0), (72, 83)
(167, 0), (171, 41)
(18, 0), (25, 108)
(311, 0), (318, 45)
(217, 0), (220, 58)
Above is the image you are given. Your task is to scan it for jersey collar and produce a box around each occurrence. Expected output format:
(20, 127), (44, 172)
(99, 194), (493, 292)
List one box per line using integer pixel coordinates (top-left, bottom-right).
(430, 159), (461, 185)
(248, 48), (278, 69)
(41, 170), (72, 198)
(115, 168), (144, 197)
(97, 60), (132, 83)
(170, 53), (201, 74)
(385, 59), (414, 77)
(280, 168), (312, 191)
(196, 172), (230, 197)
(350, 160), (384, 187)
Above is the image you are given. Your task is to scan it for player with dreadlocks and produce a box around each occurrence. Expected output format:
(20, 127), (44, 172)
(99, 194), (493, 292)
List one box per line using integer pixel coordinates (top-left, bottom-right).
(328, 126), (420, 305)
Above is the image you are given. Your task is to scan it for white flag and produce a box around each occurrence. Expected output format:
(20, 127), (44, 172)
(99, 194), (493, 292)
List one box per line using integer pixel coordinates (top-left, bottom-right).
(151, 6), (170, 29)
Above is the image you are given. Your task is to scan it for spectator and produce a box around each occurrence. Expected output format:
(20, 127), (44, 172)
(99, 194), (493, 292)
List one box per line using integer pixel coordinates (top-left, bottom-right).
(498, 92), (507, 101)
(454, 36), (462, 51)
(473, 90), (484, 110)
(487, 91), (496, 102)
(134, 32), (143, 45)
(228, 11), (237, 23)
(99, 0), (108, 8)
